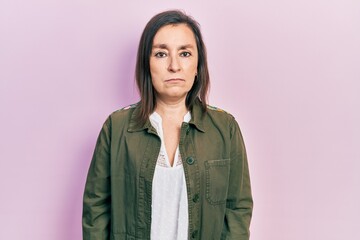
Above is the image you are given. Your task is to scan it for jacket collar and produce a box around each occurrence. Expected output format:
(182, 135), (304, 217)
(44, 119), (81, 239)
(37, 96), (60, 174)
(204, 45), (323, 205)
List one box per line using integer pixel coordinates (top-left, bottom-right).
(128, 98), (206, 133)
(188, 98), (205, 132)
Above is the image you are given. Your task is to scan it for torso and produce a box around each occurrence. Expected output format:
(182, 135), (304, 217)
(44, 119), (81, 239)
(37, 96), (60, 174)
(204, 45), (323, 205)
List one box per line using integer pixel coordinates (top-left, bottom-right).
(149, 111), (191, 240)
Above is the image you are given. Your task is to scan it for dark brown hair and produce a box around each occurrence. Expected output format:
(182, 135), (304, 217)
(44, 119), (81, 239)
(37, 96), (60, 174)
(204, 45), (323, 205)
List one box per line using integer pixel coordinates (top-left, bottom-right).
(135, 10), (210, 125)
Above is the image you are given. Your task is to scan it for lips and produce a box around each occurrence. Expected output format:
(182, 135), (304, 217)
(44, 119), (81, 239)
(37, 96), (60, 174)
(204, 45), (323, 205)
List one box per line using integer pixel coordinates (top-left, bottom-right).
(165, 78), (185, 82)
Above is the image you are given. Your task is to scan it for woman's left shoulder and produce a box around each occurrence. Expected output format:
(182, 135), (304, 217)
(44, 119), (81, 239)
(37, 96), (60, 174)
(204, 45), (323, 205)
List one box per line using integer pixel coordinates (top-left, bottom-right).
(205, 105), (244, 140)
(206, 104), (235, 120)
(205, 104), (240, 129)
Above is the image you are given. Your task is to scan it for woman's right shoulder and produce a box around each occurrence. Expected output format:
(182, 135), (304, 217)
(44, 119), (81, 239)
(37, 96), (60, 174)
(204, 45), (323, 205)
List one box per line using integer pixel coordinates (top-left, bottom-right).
(103, 102), (139, 127)
(112, 102), (138, 115)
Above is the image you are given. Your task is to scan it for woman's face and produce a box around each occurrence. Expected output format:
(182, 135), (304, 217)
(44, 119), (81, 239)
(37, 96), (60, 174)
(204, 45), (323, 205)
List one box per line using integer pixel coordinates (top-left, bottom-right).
(150, 24), (198, 103)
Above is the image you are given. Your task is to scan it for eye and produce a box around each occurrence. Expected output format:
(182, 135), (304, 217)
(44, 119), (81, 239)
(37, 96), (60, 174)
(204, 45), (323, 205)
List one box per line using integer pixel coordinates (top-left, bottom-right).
(180, 52), (191, 57)
(154, 52), (167, 58)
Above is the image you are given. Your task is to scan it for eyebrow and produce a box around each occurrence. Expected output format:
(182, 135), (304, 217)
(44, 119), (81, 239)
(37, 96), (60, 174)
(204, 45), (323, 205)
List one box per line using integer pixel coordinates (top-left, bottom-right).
(152, 43), (195, 50)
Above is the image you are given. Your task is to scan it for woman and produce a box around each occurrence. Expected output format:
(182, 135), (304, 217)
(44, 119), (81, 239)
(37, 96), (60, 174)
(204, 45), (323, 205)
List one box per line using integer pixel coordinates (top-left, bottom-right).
(82, 10), (253, 240)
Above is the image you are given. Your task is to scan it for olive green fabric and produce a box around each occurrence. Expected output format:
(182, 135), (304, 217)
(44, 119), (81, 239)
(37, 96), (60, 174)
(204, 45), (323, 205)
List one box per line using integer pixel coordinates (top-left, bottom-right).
(82, 99), (253, 240)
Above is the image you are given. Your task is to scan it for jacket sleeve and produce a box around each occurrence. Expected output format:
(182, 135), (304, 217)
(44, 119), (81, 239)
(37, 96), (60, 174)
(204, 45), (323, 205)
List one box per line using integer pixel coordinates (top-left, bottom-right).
(82, 117), (111, 240)
(221, 117), (253, 240)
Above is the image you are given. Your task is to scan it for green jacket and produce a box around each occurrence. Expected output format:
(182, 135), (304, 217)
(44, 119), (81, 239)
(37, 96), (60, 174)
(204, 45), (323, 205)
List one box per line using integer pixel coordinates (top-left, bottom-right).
(82, 100), (253, 240)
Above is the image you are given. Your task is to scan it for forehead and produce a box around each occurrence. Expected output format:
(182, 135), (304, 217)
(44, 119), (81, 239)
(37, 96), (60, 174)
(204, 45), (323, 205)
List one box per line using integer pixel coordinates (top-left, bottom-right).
(152, 24), (196, 46)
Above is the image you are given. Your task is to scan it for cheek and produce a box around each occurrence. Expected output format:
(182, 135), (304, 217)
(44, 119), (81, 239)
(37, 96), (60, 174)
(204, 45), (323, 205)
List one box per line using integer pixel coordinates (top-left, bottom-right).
(184, 61), (197, 74)
(150, 58), (160, 74)
(149, 63), (156, 78)
(189, 57), (198, 73)
(150, 60), (166, 79)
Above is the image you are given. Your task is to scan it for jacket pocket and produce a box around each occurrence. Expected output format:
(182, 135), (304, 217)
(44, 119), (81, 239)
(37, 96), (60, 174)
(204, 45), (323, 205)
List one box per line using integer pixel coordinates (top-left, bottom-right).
(205, 159), (231, 205)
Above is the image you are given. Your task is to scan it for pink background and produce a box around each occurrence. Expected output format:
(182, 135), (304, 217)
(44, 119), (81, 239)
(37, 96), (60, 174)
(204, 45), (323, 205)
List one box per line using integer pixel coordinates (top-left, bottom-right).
(1, 1), (359, 239)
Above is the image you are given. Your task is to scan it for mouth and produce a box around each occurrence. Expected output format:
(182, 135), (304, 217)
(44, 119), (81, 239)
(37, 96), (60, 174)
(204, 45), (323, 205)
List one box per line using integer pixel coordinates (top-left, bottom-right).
(165, 78), (185, 82)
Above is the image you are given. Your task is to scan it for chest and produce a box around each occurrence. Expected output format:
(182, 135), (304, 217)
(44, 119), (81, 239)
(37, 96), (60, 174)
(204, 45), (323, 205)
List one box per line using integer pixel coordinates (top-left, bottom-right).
(162, 122), (181, 166)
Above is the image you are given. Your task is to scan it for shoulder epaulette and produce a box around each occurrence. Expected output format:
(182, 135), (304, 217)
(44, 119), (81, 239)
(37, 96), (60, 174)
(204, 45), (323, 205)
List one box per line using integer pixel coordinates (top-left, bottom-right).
(115, 103), (138, 112)
(206, 105), (228, 114)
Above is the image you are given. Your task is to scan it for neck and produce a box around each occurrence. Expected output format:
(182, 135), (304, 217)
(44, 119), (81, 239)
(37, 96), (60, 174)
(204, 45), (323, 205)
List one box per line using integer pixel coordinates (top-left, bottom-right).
(154, 96), (188, 119)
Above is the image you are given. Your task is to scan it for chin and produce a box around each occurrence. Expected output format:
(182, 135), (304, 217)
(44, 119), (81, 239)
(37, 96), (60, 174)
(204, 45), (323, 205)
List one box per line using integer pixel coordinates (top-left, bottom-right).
(160, 91), (189, 100)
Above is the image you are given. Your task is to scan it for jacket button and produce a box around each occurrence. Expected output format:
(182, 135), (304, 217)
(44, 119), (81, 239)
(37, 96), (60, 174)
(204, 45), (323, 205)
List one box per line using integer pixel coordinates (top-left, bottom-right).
(186, 157), (195, 165)
(192, 193), (199, 203)
(191, 230), (198, 238)
(186, 127), (190, 135)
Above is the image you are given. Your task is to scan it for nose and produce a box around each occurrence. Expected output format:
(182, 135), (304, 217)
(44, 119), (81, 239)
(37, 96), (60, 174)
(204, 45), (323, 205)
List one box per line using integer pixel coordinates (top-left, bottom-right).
(167, 55), (181, 72)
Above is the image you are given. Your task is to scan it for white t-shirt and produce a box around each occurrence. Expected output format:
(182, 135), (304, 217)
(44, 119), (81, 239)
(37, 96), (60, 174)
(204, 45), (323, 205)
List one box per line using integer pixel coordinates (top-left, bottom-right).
(149, 111), (191, 240)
